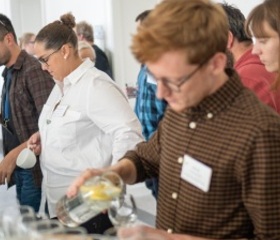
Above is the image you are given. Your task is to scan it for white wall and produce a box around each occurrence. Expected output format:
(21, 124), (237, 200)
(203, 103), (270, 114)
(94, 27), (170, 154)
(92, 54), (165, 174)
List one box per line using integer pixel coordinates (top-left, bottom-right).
(41, 0), (109, 51)
(0, 0), (10, 18)
(0, 0), (42, 40)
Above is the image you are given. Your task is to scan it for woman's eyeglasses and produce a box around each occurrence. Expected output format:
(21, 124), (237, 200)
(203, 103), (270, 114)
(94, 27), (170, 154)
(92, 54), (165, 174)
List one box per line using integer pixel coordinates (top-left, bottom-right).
(38, 47), (62, 66)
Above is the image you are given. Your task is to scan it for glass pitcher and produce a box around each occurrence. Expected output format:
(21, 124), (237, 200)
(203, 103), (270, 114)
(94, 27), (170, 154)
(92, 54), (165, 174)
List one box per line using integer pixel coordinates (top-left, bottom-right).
(56, 171), (123, 227)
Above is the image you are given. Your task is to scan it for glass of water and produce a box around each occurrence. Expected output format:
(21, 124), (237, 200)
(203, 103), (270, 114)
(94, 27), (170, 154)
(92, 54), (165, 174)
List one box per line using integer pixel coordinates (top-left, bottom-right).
(105, 194), (137, 236)
(2, 205), (36, 238)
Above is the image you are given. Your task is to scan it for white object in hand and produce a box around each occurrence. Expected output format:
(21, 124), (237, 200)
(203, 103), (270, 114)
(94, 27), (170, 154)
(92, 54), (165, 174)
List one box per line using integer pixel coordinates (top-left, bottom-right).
(16, 148), (36, 169)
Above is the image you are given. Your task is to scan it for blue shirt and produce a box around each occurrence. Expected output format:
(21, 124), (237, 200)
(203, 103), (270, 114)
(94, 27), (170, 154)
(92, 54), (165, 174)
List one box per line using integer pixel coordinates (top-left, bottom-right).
(135, 65), (167, 140)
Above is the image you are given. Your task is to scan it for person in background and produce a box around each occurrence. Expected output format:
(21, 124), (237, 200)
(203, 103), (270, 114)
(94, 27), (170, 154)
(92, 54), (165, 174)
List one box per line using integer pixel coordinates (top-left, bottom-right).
(75, 21), (113, 79)
(78, 40), (96, 62)
(221, 2), (280, 114)
(0, 14), (54, 212)
(19, 32), (36, 55)
(27, 12), (143, 234)
(245, 0), (279, 81)
(134, 9), (167, 199)
(68, 0), (280, 239)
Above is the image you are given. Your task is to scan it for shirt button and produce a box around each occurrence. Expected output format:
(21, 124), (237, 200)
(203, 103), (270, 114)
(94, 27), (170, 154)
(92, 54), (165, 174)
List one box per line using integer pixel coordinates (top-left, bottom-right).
(189, 122), (196, 129)
(167, 229), (173, 234)
(207, 112), (213, 119)
(172, 192), (178, 199)
(178, 157), (183, 164)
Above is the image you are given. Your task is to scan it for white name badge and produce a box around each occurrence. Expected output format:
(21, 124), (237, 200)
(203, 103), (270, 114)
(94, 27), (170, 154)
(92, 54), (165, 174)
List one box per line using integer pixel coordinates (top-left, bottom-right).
(181, 155), (212, 192)
(52, 105), (69, 117)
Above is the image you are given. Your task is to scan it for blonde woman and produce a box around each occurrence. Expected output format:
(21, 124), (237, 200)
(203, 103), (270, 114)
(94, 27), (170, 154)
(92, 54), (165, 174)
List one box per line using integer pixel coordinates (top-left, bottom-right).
(19, 32), (36, 55)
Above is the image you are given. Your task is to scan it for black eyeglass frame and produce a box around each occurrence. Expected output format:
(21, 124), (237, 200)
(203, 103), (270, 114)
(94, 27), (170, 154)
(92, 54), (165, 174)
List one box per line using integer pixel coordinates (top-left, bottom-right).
(38, 46), (63, 67)
(146, 59), (210, 93)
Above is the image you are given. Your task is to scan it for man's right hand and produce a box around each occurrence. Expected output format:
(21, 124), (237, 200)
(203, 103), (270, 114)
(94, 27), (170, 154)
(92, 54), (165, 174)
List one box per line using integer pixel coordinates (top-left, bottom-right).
(67, 168), (104, 198)
(67, 158), (137, 198)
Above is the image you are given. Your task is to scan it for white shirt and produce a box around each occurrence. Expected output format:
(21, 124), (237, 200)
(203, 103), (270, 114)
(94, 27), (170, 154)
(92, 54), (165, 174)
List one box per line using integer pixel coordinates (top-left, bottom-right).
(38, 59), (143, 217)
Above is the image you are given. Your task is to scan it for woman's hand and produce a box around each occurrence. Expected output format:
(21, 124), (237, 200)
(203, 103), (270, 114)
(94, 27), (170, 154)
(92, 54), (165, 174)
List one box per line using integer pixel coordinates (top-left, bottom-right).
(27, 131), (41, 155)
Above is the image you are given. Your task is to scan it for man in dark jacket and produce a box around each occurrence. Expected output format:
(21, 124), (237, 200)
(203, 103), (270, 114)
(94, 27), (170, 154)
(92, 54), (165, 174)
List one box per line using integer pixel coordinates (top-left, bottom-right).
(0, 14), (54, 211)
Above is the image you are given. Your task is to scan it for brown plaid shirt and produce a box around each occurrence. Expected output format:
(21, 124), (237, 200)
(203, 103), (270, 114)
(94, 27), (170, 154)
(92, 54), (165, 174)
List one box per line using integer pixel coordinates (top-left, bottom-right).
(2, 50), (54, 186)
(124, 69), (280, 239)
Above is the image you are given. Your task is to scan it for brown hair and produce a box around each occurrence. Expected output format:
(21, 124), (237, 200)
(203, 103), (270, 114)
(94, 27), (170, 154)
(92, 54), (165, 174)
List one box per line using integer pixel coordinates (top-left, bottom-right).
(76, 21), (94, 43)
(35, 12), (78, 51)
(131, 0), (229, 65)
(245, 0), (280, 85)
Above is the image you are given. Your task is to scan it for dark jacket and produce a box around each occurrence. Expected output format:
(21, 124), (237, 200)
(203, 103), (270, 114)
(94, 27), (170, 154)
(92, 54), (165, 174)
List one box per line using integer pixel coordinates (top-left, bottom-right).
(93, 44), (113, 79)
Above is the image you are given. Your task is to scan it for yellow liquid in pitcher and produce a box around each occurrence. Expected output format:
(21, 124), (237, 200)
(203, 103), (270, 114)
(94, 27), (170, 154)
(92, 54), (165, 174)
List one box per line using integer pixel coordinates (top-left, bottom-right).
(56, 181), (122, 227)
(80, 182), (122, 201)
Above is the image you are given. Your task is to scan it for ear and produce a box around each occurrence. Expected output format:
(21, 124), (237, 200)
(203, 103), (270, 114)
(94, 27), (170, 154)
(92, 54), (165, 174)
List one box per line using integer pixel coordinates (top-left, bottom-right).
(61, 44), (71, 60)
(227, 31), (234, 49)
(4, 32), (15, 45)
(207, 52), (227, 75)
